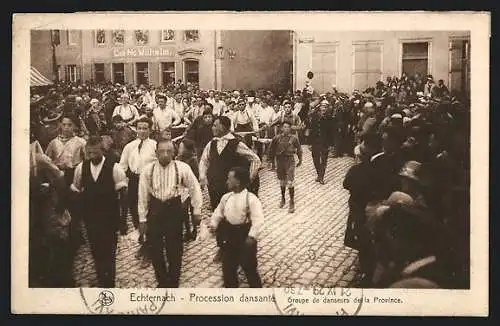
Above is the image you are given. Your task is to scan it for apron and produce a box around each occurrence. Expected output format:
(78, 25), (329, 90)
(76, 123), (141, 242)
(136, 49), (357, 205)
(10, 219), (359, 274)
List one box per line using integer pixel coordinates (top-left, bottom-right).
(235, 112), (254, 148)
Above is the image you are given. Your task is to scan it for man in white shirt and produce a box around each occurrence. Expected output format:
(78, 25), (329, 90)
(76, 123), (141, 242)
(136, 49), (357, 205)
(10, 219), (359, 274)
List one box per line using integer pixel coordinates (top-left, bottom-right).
(206, 90), (216, 106)
(199, 116), (261, 262)
(185, 97), (205, 123)
(172, 92), (185, 120)
(255, 99), (275, 159)
(163, 89), (174, 109)
(112, 93), (140, 127)
(152, 94), (181, 135)
(211, 92), (227, 117)
(119, 117), (157, 239)
(245, 96), (261, 120)
(232, 99), (259, 149)
(208, 166), (264, 288)
(71, 136), (128, 288)
(138, 139), (202, 288)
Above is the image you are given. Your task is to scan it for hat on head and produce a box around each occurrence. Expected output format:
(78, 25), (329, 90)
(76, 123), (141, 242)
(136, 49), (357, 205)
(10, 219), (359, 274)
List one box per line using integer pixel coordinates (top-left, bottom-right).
(112, 115), (124, 123)
(320, 99), (329, 106)
(364, 102), (374, 109)
(90, 98), (99, 105)
(233, 90), (240, 97)
(391, 113), (403, 119)
(399, 161), (423, 183)
(42, 110), (63, 124)
(247, 97), (255, 103)
(386, 191), (415, 207)
(390, 277), (440, 289)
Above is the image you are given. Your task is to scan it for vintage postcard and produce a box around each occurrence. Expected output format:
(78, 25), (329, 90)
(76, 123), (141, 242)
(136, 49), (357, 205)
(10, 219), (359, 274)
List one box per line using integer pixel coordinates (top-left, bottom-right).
(12, 12), (489, 315)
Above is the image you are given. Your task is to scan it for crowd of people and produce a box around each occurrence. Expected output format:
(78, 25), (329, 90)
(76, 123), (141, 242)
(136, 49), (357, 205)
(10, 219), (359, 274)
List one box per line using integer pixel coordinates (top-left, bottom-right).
(29, 72), (470, 289)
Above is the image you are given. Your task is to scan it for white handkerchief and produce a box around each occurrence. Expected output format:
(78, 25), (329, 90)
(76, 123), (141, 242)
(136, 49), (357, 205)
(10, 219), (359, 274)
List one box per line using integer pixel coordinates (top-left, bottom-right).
(196, 221), (213, 242)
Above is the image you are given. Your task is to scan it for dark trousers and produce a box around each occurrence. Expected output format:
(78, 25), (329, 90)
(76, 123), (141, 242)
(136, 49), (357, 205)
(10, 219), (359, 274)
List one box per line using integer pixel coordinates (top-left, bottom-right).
(147, 196), (184, 288)
(127, 172), (140, 229)
(209, 180), (260, 248)
(208, 183), (226, 211)
(29, 195), (75, 287)
(182, 197), (193, 235)
(62, 168), (83, 251)
(249, 176), (260, 197)
(83, 216), (118, 288)
(311, 143), (329, 179)
(208, 183), (227, 248)
(219, 221), (262, 288)
(255, 124), (267, 160)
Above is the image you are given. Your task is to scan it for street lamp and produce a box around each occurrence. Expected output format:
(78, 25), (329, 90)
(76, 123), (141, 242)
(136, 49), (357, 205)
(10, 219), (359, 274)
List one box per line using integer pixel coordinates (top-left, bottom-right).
(217, 46), (224, 59)
(228, 49), (236, 60)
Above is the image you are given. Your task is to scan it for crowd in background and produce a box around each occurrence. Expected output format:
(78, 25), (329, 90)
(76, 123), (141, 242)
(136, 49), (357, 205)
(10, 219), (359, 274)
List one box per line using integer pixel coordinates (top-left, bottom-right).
(29, 71), (470, 289)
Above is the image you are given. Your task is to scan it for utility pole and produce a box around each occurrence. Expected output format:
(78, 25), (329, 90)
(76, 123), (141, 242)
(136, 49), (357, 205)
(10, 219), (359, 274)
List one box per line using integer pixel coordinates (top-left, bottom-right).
(51, 30), (60, 82)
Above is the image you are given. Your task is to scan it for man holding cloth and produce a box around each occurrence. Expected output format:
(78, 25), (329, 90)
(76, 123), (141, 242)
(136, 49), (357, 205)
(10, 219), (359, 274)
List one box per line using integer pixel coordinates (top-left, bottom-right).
(137, 139), (202, 288)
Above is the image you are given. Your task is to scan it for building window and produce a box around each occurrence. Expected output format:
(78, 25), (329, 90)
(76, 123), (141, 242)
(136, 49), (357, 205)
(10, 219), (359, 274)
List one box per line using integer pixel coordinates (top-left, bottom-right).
(184, 30), (199, 42)
(96, 29), (106, 45)
(112, 63), (125, 84)
(67, 30), (79, 45)
(136, 62), (149, 85)
(311, 43), (338, 93)
(135, 30), (149, 45)
(161, 30), (175, 42)
(94, 63), (105, 83)
(353, 41), (383, 91)
(112, 30), (125, 45)
(449, 38), (470, 98)
(401, 41), (429, 77)
(161, 62), (175, 86)
(66, 65), (79, 82)
(184, 60), (199, 84)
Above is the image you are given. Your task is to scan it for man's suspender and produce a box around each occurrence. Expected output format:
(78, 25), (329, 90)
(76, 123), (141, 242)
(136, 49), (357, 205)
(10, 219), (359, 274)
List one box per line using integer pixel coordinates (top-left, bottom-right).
(221, 191), (251, 224)
(148, 161), (181, 196)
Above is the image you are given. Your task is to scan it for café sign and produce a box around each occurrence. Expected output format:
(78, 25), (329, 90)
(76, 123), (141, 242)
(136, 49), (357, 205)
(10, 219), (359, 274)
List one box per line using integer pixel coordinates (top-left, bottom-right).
(112, 47), (176, 58)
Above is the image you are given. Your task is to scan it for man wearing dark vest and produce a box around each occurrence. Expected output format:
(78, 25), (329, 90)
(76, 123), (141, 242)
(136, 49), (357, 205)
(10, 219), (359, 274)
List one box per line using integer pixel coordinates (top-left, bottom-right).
(199, 116), (261, 262)
(70, 136), (128, 288)
(137, 140), (202, 288)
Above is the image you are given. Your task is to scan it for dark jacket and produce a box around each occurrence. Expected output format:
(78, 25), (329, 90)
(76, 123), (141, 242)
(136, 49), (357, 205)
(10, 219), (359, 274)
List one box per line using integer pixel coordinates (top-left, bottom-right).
(308, 112), (334, 145)
(177, 153), (199, 180)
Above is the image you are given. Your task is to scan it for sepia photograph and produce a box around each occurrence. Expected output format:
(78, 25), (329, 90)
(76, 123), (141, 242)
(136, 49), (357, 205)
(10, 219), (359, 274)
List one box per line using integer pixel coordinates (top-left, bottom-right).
(14, 12), (489, 315)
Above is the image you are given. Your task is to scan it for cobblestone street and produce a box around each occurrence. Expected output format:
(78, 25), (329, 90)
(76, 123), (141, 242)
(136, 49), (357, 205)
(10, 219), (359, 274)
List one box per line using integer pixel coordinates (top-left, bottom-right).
(73, 146), (361, 288)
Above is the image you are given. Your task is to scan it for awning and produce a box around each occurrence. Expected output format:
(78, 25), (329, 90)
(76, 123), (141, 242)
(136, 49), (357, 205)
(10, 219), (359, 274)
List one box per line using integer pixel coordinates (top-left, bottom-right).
(31, 66), (53, 87)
